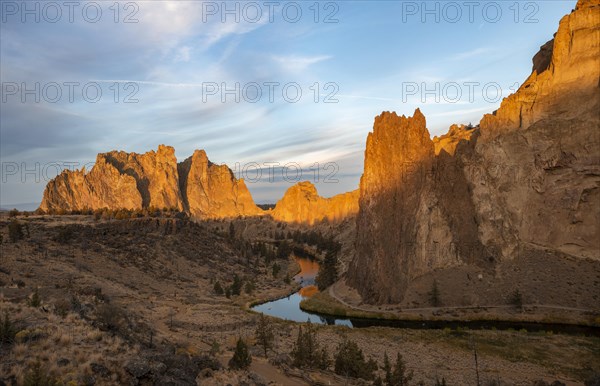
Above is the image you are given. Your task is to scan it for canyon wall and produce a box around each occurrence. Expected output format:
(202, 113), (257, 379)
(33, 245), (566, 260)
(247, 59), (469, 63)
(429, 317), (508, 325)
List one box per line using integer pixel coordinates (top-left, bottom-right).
(347, 0), (600, 303)
(271, 181), (359, 225)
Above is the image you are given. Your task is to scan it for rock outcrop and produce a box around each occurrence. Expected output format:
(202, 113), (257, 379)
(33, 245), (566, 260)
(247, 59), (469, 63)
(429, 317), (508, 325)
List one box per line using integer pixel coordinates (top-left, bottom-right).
(271, 181), (359, 225)
(40, 146), (263, 219)
(347, 0), (600, 304)
(177, 150), (263, 219)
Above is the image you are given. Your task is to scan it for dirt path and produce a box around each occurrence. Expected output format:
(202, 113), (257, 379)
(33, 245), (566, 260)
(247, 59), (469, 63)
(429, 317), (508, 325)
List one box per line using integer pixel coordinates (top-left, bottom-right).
(250, 358), (309, 386)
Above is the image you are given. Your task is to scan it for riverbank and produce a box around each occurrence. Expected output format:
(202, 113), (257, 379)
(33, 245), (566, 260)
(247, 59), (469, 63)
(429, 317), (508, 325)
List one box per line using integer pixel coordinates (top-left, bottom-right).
(299, 282), (600, 332)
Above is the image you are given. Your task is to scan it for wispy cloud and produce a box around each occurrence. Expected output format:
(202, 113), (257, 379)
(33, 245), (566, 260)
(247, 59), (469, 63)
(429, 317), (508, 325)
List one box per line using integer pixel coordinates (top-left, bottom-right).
(449, 47), (491, 61)
(272, 55), (332, 72)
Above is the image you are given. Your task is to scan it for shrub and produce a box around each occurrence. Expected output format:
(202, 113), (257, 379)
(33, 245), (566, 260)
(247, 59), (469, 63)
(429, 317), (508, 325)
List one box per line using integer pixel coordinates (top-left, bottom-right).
(509, 289), (523, 310)
(0, 310), (17, 344)
(8, 220), (24, 242)
(96, 303), (125, 332)
(9, 208), (20, 217)
(428, 280), (441, 307)
(333, 339), (377, 380)
(28, 287), (42, 307)
(213, 281), (224, 295)
(229, 337), (252, 370)
(23, 362), (60, 386)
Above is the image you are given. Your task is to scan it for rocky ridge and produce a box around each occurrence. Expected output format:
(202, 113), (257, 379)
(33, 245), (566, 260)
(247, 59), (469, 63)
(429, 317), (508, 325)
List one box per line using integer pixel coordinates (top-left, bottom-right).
(347, 0), (600, 304)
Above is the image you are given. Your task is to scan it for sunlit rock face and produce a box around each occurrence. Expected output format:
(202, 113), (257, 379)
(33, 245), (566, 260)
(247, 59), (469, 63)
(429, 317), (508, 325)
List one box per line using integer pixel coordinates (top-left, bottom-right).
(347, 0), (600, 304)
(40, 146), (263, 219)
(271, 181), (359, 225)
(177, 150), (263, 219)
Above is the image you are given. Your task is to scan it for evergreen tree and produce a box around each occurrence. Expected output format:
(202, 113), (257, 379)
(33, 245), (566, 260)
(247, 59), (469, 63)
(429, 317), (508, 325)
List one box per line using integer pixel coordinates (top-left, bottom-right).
(390, 353), (413, 386)
(333, 339), (377, 380)
(254, 314), (275, 357)
(315, 249), (339, 290)
(213, 281), (224, 295)
(229, 337), (252, 370)
(290, 322), (329, 370)
(383, 352), (392, 385)
(231, 274), (242, 296)
(428, 280), (441, 307)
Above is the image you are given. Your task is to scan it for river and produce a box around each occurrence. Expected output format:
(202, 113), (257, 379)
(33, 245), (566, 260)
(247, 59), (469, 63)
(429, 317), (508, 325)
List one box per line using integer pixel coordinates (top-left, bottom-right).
(252, 257), (352, 326)
(252, 257), (599, 336)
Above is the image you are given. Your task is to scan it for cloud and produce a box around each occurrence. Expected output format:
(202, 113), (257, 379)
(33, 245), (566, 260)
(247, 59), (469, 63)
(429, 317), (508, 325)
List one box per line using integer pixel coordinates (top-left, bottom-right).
(272, 55), (332, 72)
(174, 46), (192, 63)
(449, 47), (491, 61)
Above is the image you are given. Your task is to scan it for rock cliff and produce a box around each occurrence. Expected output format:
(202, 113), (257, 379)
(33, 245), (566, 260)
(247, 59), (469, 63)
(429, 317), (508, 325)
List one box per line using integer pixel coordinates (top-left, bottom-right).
(40, 146), (263, 219)
(271, 181), (359, 225)
(347, 0), (600, 304)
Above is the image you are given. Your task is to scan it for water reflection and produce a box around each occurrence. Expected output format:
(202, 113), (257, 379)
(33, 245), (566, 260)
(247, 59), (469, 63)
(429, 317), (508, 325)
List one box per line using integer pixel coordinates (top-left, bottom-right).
(252, 256), (353, 326)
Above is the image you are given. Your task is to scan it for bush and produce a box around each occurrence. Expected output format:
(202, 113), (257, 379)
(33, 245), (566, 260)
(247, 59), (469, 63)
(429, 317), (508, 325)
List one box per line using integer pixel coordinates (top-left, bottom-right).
(213, 281), (224, 295)
(28, 287), (42, 307)
(229, 337), (252, 370)
(509, 289), (523, 310)
(96, 303), (125, 332)
(333, 339), (377, 380)
(23, 362), (60, 386)
(428, 280), (441, 307)
(0, 310), (17, 344)
(8, 220), (24, 242)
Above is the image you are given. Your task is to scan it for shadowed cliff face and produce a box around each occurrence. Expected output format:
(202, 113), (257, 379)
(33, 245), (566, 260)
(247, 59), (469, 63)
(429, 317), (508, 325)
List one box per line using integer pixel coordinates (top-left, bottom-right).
(271, 181), (359, 225)
(347, 0), (600, 304)
(40, 146), (263, 219)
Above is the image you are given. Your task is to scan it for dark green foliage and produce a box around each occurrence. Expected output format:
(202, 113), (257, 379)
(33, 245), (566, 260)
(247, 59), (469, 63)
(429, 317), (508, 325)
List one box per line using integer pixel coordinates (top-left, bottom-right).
(283, 273), (291, 285)
(229, 222), (235, 239)
(54, 227), (74, 244)
(435, 377), (447, 386)
(213, 281), (224, 295)
(272, 263), (281, 278)
(230, 274), (242, 296)
(23, 362), (60, 386)
(0, 310), (17, 344)
(390, 353), (413, 386)
(229, 337), (252, 370)
(28, 287), (41, 307)
(383, 352), (392, 385)
(315, 250), (338, 290)
(8, 220), (24, 242)
(290, 322), (330, 370)
(244, 281), (255, 295)
(333, 339), (377, 380)
(254, 314), (275, 357)
(510, 289), (523, 310)
(277, 240), (292, 259)
(428, 280), (441, 307)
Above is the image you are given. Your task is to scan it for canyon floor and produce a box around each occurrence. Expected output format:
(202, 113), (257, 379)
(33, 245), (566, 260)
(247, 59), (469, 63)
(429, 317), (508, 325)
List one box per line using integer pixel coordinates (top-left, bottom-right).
(0, 213), (598, 385)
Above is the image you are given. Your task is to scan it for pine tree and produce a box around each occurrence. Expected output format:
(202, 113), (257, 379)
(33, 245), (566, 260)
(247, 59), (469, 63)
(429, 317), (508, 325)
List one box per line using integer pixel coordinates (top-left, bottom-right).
(290, 322), (329, 370)
(254, 314), (275, 357)
(383, 352), (392, 385)
(231, 274), (242, 296)
(315, 249), (339, 290)
(213, 281), (224, 295)
(390, 353), (413, 386)
(333, 339), (377, 380)
(229, 337), (252, 369)
(428, 280), (441, 307)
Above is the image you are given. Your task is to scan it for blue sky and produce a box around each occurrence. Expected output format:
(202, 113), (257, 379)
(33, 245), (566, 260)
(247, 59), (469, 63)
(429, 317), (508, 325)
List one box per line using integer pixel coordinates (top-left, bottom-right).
(0, 0), (576, 207)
